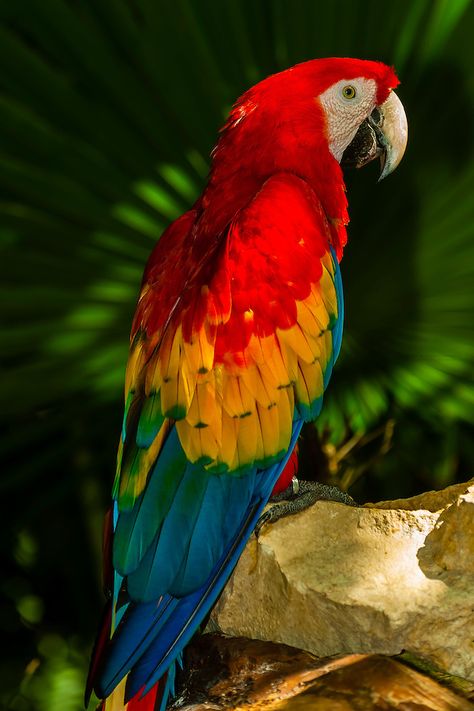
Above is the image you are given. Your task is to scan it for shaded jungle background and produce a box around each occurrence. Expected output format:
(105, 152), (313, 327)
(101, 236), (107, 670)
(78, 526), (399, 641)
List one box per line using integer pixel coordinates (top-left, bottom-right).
(1, 1), (473, 709)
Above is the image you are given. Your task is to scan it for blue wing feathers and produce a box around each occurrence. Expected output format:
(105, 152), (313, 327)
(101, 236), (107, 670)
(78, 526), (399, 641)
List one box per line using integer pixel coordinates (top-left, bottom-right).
(131, 420), (303, 698)
(127, 462), (209, 601)
(169, 470), (254, 596)
(114, 428), (188, 575)
(96, 419), (303, 701)
(331, 247), (344, 363)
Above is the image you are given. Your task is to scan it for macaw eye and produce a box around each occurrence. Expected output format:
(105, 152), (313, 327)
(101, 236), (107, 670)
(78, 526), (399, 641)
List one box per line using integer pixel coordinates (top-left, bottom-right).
(342, 85), (356, 100)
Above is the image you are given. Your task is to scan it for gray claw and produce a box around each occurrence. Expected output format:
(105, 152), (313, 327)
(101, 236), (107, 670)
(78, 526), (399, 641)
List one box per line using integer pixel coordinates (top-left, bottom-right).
(256, 479), (357, 534)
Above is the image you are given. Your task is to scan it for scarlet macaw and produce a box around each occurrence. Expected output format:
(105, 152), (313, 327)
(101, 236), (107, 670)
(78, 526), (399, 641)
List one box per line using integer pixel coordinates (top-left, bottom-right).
(87, 57), (407, 710)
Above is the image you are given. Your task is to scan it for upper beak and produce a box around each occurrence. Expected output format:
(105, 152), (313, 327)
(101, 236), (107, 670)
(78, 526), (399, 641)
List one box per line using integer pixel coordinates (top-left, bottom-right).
(376, 91), (408, 180)
(341, 90), (408, 181)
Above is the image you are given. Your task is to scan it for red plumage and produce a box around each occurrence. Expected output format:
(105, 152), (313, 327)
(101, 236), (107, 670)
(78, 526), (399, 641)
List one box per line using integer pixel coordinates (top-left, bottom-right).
(135, 58), (398, 354)
(126, 682), (162, 711)
(272, 446), (299, 495)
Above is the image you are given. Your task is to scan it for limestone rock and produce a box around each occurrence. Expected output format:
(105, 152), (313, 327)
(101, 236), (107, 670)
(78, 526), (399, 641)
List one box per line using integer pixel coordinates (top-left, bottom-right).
(370, 478), (474, 512)
(209, 481), (474, 683)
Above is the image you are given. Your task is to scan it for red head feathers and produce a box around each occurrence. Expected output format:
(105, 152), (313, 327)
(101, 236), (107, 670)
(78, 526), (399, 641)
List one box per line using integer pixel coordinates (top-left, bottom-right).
(200, 58), (402, 258)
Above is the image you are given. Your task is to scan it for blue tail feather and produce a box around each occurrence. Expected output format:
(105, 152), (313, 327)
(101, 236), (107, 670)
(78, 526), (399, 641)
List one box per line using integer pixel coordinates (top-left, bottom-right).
(96, 596), (177, 698)
(125, 420), (303, 699)
(99, 419), (302, 705)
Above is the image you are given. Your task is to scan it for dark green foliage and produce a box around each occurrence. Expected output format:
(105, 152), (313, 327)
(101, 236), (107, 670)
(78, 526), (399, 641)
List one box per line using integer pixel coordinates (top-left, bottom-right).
(1, 1), (472, 708)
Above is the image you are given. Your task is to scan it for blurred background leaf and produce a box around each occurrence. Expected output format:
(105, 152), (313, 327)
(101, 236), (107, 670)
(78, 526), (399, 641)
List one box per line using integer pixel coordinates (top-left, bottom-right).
(1, 1), (473, 708)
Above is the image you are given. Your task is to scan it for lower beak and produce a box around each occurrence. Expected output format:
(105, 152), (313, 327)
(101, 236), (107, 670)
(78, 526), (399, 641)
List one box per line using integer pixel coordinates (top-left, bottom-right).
(341, 90), (408, 181)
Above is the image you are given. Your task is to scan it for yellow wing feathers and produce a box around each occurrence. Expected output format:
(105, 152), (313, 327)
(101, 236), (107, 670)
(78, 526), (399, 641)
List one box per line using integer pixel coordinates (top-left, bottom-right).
(123, 258), (339, 491)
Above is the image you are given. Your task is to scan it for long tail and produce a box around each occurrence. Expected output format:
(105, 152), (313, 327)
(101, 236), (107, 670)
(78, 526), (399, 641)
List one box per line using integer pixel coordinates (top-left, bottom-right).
(90, 422), (303, 709)
(98, 677), (157, 711)
(98, 669), (173, 711)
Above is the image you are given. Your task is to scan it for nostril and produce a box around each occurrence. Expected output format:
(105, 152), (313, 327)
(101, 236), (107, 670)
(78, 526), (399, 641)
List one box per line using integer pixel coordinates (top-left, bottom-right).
(370, 107), (382, 125)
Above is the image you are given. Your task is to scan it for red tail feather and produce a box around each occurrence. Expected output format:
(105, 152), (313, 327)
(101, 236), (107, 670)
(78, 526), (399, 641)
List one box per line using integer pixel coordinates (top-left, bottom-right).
(127, 677), (166, 711)
(271, 445), (299, 495)
(85, 601), (112, 705)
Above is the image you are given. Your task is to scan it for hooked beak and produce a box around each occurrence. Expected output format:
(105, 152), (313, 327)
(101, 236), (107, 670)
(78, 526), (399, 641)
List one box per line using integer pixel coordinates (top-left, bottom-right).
(341, 90), (408, 181)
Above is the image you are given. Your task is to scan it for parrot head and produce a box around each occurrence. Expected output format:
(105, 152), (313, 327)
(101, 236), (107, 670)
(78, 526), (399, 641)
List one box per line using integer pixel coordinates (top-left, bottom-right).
(221, 57), (407, 179)
(317, 62), (408, 181)
(204, 57), (408, 255)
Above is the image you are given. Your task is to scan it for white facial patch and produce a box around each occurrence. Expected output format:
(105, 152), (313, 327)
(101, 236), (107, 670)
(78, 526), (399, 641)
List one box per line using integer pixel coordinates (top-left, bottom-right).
(319, 78), (378, 162)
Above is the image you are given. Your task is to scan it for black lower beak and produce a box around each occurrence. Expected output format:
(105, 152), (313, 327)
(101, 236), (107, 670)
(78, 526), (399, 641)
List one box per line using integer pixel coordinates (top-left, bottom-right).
(341, 108), (386, 173)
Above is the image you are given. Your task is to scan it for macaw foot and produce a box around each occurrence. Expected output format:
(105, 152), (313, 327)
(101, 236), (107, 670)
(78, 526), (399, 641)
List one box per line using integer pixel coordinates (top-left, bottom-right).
(256, 478), (356, 536)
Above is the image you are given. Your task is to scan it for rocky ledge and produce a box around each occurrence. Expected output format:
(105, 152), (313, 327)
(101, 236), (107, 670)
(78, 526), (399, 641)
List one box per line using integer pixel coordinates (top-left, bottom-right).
(209, 479), (474, 683)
